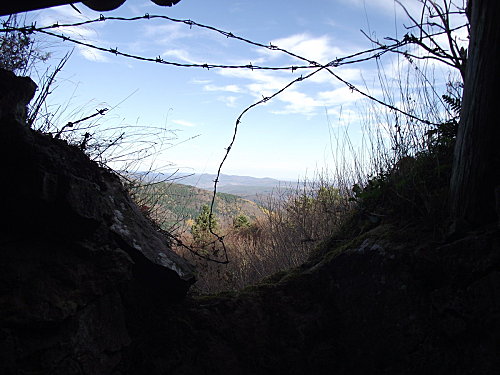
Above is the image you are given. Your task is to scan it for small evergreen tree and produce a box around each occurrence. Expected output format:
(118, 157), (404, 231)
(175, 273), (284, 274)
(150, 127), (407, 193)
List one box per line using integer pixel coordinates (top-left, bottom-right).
(233, 214), (250, 230)
(191, 204), (218, 244)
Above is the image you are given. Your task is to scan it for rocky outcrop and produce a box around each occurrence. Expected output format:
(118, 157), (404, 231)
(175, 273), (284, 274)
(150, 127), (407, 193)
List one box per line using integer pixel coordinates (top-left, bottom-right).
(0, 69), (194, 374)
(1, 69), (498, 374)
(118, 224), (499, 374)
(0, 69), (37, 123)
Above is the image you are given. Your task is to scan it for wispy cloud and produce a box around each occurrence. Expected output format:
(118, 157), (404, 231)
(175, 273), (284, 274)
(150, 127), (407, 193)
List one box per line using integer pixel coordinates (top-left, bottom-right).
(142, 23), (191, 43)
(272, 33), (344, 64)
(268, 85), (367, 116)
(78, 47), (110, 62)
(271, 89), (321, 115)
(190, 78), (212, 85)
(256, 32), (355, 66)
(172, 119), (197, 127)
(204, 84), (242, 93)
(37, 5), (111, 62)
(340, 0), (422, 18)
(205, 31), (375, 116)
(215, 48), (369, 116)
(217, 96), (239, 107)
(218, 69), (288, 96)
(318, 86), (365, 105)
(162, 48), (200, 64)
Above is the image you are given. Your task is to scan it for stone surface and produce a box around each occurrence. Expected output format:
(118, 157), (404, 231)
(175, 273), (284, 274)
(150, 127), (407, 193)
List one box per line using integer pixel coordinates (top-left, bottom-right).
(0, 69), (195, 374)
(0, 68), (36, 123)
(1, 69), (498, 374)
(119, 225), (499, 375)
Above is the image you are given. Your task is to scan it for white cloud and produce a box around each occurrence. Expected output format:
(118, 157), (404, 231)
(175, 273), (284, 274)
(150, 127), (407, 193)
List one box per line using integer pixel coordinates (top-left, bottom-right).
(271, 90), (321, 115)
(162, 49), (199, 64)
(38, 4), (104, 38)
(303, 66), (364, 86)
(217, 69), (289, 97)
(204, 84), (242, 93)
(246, 78), (288, 97)
(318, 86), (365, 105)
(340, 0), (422, 19)
(215, 57), (367, 116)
(207, 28), (407, 117)
(78, 46), (110, 62)
(270, 85), (367, 117)
(38, 4), (88, 23)
(36, 5), (112, 62)
(142, 23), (190, 43)
(216, 62), (370, 116)
(172, 119), (197, 127)
(217, 96), (238, 107)
(272, 33), (343, 64)
(191, 78), (212, 85)
(257, 33), (348, 65)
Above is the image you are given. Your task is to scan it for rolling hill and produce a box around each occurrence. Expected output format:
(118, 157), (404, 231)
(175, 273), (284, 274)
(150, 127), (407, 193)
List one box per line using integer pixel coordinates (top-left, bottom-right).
(135, 172), (295, 204)
(129, 180), (265, 231)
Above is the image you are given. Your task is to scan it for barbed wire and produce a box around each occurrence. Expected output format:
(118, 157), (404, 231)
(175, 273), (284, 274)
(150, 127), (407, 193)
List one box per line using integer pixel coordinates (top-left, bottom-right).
(2, 13), (433, 71)
(1, 13), (452, 264)
(55, 108), (108, 138)
(207, 66), (327, 263)
(1, 14), (399, 67)
(1, 13), (453, 115)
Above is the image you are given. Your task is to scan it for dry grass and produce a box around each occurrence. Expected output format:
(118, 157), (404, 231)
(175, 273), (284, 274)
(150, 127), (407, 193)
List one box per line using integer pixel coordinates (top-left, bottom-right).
(173, 174), (353, 294)
(170, 45), (462, 294)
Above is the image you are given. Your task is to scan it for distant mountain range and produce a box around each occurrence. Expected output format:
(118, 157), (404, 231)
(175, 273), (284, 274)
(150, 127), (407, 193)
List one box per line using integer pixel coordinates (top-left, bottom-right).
(135, 172), (296, 203)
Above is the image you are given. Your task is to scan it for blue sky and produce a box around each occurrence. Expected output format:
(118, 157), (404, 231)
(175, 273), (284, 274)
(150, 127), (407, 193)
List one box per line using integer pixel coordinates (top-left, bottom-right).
(20, 0), (466, 180)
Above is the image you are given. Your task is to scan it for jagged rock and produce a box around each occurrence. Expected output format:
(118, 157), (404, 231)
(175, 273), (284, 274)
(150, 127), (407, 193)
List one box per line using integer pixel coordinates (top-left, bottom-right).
(0, 69), (195, 374)
(0, 68), (36, 123)
(119, 225), (499, 375)
(1, 69), (498, 374)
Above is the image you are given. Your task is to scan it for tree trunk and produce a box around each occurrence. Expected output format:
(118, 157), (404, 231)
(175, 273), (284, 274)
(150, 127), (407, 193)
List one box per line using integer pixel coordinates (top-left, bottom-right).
(449, 0), (500, 232)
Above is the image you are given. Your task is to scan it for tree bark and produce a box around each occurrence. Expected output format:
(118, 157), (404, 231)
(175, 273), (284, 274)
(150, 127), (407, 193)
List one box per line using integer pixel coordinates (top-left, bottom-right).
(449, 0), (500, 232)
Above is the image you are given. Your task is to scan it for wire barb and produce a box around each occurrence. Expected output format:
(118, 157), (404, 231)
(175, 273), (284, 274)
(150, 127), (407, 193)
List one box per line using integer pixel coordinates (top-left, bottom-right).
(0, 7), (463, 263)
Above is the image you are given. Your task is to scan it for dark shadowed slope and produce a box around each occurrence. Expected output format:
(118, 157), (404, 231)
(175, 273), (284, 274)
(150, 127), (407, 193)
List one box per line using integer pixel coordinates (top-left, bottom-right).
(1, 69), (499, 375)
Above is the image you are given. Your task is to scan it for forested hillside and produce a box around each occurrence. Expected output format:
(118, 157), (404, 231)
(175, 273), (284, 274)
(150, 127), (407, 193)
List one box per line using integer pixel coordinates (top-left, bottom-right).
(127, 180), (264, 231)
(141, 172), (294, 204)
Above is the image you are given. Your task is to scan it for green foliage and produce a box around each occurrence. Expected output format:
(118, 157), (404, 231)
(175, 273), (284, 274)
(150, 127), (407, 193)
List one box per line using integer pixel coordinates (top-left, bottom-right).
(128, 180), (263, 231)
(288, 186), (342, 216)
(1, 15), (50, 74)
(350, 171), (389, 204)
(349, 138), (455, 233)
(191, 205), (219, 244)
(233, 214), (251, 229)
(316, 185), (341, 202)
(442, 94), (461, 115)
(426, 119), (458, 150)
(431, 80), (461, 147)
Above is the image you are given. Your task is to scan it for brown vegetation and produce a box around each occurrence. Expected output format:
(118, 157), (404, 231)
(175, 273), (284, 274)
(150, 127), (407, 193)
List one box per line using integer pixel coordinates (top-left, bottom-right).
(169, 177), (351, 294)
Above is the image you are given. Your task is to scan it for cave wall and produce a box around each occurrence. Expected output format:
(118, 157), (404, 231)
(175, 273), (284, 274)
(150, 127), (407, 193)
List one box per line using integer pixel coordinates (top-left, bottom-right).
(0, 69), (194, 374)
(1, 69), (499, 374)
